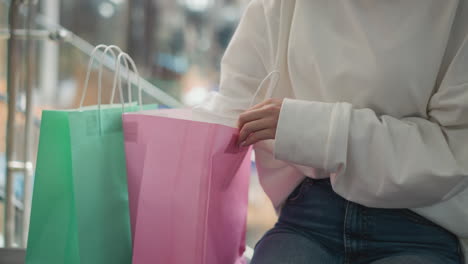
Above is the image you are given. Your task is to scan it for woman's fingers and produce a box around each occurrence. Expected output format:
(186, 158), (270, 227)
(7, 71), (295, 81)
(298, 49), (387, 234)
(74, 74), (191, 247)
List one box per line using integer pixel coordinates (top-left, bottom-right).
(238, 99), (282, 128)
(237, 108), (267, 128)
(238, 118), (272, 144)
(237, 98), (284, 146)
(247, 98), (276, 111)
(241, 129), (275, 146)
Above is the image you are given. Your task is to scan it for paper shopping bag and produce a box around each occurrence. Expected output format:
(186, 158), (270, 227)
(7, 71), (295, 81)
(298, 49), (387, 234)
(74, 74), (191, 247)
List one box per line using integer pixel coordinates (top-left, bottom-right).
(25, 105), (144, 264)
(123, 108), (251, 264)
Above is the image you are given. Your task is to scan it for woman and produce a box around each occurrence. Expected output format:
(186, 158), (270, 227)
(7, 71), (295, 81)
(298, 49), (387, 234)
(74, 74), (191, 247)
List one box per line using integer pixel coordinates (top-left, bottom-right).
(204, 0), (468, 263)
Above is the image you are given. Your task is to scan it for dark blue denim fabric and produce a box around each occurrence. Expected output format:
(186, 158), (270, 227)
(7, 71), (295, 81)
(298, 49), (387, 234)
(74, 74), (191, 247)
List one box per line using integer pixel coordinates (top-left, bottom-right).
(251, 178), (463, 264)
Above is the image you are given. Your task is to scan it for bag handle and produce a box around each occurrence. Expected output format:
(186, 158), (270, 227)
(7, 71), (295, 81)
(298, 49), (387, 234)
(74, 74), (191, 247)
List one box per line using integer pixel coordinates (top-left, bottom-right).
(109, 55), (133, 106)
(248, 0), (295, 108)
(248, 70), (280, 108)
(112, 52), (143, 111)
(194, 1), (293, 124)
(79, 44), (128, 135)
(79, 44), (123, 110)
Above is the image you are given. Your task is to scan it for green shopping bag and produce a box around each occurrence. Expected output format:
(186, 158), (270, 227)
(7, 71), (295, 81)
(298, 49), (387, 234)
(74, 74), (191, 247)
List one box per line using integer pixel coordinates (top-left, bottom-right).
(26, 45), (155, 264)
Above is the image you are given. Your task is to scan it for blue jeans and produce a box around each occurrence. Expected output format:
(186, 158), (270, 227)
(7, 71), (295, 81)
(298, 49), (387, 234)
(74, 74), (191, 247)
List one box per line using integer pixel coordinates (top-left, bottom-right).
(251, 178), (463, 264)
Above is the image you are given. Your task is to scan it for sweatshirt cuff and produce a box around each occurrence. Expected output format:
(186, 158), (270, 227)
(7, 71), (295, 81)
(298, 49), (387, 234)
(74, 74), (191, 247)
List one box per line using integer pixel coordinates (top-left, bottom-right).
(274, 98), (352, 172)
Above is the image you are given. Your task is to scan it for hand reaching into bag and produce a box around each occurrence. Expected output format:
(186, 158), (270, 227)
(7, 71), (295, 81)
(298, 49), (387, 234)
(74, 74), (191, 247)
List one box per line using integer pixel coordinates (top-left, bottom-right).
(237, 98), (284, 147)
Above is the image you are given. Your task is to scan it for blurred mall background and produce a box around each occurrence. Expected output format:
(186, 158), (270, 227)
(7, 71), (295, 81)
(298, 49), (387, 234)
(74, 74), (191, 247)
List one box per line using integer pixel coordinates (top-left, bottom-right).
(0, 0), (277, 250)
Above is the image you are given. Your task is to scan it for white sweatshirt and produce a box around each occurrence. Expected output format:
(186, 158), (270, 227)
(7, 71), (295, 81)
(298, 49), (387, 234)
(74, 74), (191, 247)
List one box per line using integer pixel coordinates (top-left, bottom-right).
(202, 0), (468, 259)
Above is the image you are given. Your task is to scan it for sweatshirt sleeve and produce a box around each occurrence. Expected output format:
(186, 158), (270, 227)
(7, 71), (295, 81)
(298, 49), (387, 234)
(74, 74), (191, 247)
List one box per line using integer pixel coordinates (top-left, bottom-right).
(200, 0), (271, 121)
(274, 33), (468, 208)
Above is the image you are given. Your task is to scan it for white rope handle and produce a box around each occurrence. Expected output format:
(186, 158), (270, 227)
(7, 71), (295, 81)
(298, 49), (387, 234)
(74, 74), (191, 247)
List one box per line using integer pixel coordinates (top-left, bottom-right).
(109, 53), (132, 105)
(79, 44), (125, 109)
(192, 70), (280, 119)
(96, 45), (129, 106)
(113, 52), (143, 111)
(79, 44), (130, 135)
(248, 70), (281, 108)
(79, 44), (107, 110)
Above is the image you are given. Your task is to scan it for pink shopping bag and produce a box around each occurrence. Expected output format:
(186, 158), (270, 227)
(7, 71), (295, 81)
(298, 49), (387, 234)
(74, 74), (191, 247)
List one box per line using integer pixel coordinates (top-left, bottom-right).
(123, 108), (251, 264)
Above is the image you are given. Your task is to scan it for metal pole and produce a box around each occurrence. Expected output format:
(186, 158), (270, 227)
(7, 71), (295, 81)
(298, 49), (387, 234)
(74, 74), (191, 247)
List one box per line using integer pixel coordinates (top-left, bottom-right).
(38, 0), (59, 105)
(0, 29), (51, 40)
(5, 0), (22, 248)
(22, 0), (37, 247)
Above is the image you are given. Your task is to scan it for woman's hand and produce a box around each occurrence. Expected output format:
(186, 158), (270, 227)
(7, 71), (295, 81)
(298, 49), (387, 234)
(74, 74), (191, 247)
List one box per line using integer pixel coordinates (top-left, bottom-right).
(237, 98), (284, 147)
